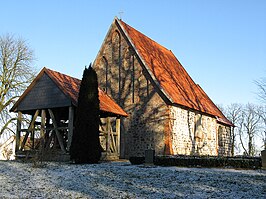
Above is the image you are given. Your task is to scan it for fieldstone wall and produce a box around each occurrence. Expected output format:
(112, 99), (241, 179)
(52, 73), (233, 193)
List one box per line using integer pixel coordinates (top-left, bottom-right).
(94, 21), (170, 158)
(170, 106), (226, 156)
(93, 20), (232, 158)
(217, 125), (232, 156)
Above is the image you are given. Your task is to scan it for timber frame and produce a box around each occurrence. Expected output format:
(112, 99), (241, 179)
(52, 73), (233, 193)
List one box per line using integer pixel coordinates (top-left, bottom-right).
(15, 107), (73, 160)
(11, 68), (127, 161)
(100, 117), (121, 160)
(15, 107), (122, 161)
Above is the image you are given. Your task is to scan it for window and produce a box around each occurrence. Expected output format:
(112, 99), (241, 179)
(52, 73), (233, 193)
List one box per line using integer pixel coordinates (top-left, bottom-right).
(101, 56), (108, 93)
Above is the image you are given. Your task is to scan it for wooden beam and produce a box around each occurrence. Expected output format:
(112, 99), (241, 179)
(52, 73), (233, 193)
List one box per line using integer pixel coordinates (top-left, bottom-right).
(109, 121), (117, 153)
(15, 111), (22, 152)
(40, 110), (46, 139)
(66, 106), (74, 151)
(45, 130), (54, 150)
(45, 114), (51, 133)
(30, 126), (68, 131)
(20, 110), (39, 150)
(40, 109), (46, 149)
(116, 118), (121, 155)
(48, 109), (67, 153)
(106, 117), (110, 153)
(31, 128), (35, 149)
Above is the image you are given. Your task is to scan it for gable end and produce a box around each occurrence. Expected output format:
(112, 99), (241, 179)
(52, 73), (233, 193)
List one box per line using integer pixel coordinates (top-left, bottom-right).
(16, 73), (71, 111)
(115, 18), (173, 105)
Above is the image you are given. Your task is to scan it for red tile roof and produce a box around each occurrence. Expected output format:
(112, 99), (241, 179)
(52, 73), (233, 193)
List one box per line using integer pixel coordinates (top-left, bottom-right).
(11, 68), (128, 117)
(117, 18), (232, 126)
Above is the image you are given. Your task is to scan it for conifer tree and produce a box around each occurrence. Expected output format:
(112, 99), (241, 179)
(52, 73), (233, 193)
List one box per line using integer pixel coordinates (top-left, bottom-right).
(70, 64), (101, 163)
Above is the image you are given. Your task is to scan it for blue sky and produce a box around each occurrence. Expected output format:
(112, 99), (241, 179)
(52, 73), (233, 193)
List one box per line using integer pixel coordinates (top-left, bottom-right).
(1, 0), (265, 106)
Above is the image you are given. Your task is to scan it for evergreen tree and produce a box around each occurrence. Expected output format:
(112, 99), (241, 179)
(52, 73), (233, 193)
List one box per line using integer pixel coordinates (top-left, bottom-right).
(70, 64), (101, 163)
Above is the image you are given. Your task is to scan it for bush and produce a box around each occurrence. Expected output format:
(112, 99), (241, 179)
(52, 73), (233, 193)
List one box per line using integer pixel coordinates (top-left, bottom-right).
(130, 155), (262, 169)
(154, 155), (262, 169)
(70, 65), (101, 164)
(129, 157), (145, 165)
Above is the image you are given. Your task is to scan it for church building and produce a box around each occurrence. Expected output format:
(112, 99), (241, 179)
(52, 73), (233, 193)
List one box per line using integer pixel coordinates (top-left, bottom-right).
(93, 17), (233, 158)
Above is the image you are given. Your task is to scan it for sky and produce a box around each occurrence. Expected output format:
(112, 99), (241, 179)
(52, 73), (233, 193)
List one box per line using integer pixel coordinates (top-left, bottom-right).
(0, 0), (265, 106)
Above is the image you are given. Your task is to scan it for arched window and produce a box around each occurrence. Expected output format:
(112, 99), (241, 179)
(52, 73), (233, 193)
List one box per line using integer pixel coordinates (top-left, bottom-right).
(111, 31), (121, 99)
(101, 56), (108, 93)
(111, 31), (121, 65)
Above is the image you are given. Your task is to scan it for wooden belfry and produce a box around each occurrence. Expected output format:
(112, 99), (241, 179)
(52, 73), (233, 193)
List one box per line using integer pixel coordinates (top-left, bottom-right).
(10, 68), (127, 160)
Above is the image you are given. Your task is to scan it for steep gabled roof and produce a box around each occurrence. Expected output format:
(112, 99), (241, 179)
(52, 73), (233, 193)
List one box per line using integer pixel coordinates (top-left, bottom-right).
(116, 18), (232, 126)
(11, 67), (128, 117)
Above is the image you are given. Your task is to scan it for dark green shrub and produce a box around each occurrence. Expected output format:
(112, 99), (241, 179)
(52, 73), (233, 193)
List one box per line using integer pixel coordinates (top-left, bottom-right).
(153, 155), (262, 169)
(70, 65), (101, 164)
(129, 157), (145, 165)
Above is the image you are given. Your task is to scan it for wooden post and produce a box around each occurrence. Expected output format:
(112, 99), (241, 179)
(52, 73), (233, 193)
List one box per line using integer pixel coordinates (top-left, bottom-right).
(20, 110), (39, 150)
(116, 118), (121, 156)
(40, 110), (46, 138)
(15, 111), (22, 152)
(67, 106), (74, 151)
(106, 117), (110, 153)
(110, 125), (116, 153)
(31, 126), (35, 149)
(44, 114), (51, 148)
(39, 109), (46, 152)
(48, 109), (67, 153)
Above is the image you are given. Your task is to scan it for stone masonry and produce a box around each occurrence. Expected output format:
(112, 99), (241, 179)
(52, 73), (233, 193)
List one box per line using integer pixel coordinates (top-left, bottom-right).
(93, 19), (232, 158)
(170, 106), (231, 156)
(94, 25), (170, 158)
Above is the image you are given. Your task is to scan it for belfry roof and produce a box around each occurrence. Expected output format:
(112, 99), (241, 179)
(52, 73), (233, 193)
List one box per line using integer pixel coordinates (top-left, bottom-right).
(11, 67), (128, 117)
(116, 18), (232, 126)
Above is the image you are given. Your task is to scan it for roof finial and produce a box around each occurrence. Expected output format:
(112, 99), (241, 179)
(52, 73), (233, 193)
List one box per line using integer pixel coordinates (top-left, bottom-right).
(118, 11), (124, 20)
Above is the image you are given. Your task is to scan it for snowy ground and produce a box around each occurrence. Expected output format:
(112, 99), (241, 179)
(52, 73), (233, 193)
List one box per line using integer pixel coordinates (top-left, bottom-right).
(0, 160), (265, 199)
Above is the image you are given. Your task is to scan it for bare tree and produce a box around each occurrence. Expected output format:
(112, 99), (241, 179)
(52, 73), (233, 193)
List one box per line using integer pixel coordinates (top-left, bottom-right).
(255, 78), (266, 104)
(256, 105), (266, 150)
(238, 104), (261, 156)
(225, 103), (242, 156)
(0, 34), (36, 136)
(255, 78), (266, 150)
(260, 115), (266, 150)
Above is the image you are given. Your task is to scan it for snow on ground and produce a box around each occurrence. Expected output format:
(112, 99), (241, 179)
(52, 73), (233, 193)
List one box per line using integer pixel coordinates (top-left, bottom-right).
(0, 160), (265, 199)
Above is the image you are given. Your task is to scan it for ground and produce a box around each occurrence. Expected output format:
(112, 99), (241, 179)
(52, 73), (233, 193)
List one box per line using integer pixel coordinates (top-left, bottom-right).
(0, 160), (265, 198)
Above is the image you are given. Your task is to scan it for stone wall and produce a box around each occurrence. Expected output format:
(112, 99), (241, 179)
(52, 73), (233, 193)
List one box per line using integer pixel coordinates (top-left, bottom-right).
(93, 20), (232, 158)
(217, 124), (232, 156)
(94, 22), (170, 158)
(170, 106), (218, 156)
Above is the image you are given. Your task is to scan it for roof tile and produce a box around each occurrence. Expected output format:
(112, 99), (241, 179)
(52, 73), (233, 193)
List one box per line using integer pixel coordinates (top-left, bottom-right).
(117, 19), (232, 126)
(11, 67), (127, 117)
(46, 68), (128, 117)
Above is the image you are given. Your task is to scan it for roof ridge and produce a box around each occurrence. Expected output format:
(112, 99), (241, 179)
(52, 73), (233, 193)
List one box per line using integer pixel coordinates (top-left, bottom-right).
(115, 18), (232, 126)
(45, 68), (81, 82)
(116, 18), (174, 104)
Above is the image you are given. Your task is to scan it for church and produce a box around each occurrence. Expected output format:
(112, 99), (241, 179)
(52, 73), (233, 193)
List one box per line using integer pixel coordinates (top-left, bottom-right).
(93, 17), (233, 158)
(4, 17), (233, 161)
